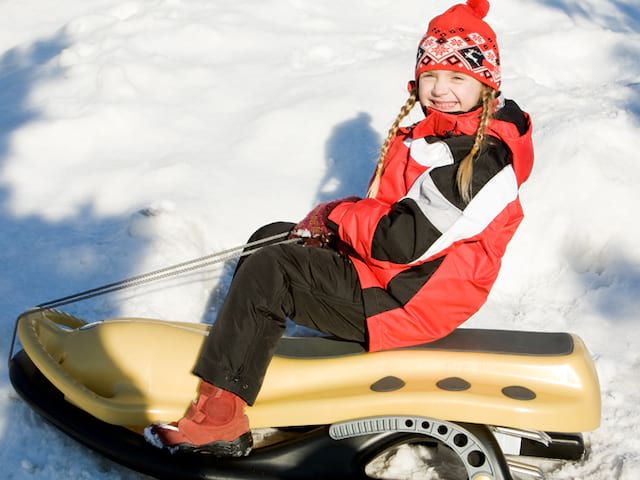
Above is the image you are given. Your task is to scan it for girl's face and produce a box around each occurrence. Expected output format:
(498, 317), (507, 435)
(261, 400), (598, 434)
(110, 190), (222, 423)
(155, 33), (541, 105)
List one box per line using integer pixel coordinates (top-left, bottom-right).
(418, 70), (484, 113)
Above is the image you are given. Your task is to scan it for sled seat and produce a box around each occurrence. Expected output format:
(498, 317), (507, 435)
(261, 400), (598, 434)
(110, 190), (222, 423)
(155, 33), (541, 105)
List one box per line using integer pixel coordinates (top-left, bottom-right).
(274, 328), (574, 358)
(15, 308), (600, 435)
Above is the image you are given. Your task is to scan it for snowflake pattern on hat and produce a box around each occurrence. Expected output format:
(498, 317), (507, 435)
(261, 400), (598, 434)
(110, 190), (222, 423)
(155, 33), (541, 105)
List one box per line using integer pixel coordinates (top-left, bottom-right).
(416, 32), (500, 87)
(414, 0), (501, 90)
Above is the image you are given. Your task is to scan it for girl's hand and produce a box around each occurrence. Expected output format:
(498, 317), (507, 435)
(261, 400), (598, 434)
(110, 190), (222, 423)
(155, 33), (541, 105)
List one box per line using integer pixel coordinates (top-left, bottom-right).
(289, 197), (359, 247)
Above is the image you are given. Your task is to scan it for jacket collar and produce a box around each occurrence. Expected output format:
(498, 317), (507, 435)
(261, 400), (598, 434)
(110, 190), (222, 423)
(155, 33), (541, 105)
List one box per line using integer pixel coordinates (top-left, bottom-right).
(410, 94), (506, 139)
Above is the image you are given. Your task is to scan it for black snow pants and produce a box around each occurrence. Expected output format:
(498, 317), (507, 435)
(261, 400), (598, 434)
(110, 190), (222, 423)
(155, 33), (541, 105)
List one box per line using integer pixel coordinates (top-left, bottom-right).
(192, 222), (367, 405)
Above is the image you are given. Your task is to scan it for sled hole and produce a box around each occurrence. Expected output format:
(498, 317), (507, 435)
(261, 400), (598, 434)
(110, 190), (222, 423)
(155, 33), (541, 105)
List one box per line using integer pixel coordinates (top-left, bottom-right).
(365, 439), (468, 479)
(370, 376), (406, 392)
(453, 433), (469, 448)
(502, 385), (536, 401)
(467, 449), (486, 468)
(436, 377), (471, 391)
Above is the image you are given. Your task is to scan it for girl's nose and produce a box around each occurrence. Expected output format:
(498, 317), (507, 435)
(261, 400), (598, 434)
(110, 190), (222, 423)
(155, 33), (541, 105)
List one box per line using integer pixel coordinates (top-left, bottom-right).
(431, 78), (448, 96)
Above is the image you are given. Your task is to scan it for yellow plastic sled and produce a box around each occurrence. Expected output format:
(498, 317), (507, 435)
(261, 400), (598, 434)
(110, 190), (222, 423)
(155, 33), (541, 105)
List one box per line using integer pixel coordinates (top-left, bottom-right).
(9, 308), (601, 480)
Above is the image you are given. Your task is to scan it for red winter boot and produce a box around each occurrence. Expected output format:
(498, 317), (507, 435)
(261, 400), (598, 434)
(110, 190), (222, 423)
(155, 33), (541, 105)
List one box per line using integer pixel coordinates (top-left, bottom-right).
(144, 381), (252, 457)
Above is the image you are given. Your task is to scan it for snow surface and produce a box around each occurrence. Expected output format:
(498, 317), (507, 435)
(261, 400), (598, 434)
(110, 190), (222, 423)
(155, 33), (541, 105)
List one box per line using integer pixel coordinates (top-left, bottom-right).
(1, 0), (639, 478)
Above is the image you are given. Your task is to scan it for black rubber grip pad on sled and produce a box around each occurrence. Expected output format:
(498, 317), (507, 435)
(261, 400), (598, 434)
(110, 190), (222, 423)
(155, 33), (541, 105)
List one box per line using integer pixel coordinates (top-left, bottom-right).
(274, 328), (574, 359)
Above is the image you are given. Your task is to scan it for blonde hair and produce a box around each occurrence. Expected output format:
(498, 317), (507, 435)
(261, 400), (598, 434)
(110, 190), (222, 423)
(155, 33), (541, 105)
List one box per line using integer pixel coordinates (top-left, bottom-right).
(366, 88), (418, 198)
(456, 86), (496, 203)
(367, 84), (497, 203)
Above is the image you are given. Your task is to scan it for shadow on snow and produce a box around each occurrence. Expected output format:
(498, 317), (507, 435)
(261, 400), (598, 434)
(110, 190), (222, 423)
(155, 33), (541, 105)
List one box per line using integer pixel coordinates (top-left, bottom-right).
(316, 111), (380, 202)
(0, 30), (149, 333)
(536, 0), (640, 120)
(0, 29), (150, 479)
(537, 0), (640, 315)
(536, 0), (640, 32)
(202, 111), (381, 325)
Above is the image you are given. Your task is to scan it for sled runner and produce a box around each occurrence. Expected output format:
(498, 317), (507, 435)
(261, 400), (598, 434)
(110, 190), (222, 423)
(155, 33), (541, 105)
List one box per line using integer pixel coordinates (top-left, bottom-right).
(9, 308), (600, 480)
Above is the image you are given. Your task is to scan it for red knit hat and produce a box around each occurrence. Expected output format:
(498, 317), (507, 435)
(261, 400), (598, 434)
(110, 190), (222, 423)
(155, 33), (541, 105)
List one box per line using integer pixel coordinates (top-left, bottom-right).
(415, 0), (501, 90)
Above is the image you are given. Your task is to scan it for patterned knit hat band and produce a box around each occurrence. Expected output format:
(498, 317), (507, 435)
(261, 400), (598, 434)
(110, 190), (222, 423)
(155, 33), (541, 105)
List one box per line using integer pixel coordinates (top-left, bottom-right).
(416, 0), (501, 90)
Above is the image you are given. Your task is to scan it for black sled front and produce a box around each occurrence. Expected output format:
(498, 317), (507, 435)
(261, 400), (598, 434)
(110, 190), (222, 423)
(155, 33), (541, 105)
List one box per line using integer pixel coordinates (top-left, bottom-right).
(9, 309), (600, 479)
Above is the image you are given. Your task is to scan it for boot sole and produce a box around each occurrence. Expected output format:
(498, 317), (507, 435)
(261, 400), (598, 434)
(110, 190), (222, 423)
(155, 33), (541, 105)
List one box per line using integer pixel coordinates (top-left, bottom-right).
(165, 432), (253, 458)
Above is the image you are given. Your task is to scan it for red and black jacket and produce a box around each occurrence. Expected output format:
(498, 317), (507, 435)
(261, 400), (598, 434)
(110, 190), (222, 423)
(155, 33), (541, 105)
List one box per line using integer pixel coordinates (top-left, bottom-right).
(328, 98), (534, 351)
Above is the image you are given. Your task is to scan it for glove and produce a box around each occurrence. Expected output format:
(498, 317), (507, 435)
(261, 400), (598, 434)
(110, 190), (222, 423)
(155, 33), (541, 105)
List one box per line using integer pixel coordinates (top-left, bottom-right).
(290, 196), (359, 247)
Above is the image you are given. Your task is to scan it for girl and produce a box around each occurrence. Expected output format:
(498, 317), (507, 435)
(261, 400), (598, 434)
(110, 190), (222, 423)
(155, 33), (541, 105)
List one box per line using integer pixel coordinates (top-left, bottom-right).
(145, 0), (534, 457)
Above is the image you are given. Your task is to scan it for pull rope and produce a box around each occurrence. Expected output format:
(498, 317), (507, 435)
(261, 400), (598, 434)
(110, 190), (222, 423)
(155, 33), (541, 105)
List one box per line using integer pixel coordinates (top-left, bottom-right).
(35, 232), (296, 310)
(8, 232), (297, 365)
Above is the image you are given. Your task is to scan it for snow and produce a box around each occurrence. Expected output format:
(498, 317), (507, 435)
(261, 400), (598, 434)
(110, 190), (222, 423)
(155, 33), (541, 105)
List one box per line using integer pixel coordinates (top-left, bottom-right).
(1, 0), (639, 478)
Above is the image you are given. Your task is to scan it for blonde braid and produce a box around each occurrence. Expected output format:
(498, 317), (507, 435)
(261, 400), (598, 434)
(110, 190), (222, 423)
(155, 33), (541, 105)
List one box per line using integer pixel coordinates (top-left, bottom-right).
(366, 88), (418, 198)
(456, 86), (497, 204)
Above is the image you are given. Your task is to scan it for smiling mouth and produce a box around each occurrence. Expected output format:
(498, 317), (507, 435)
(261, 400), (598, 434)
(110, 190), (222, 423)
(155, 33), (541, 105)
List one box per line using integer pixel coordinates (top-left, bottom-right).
(430, 101), (459, 110)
